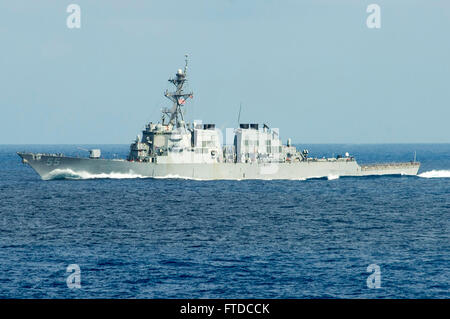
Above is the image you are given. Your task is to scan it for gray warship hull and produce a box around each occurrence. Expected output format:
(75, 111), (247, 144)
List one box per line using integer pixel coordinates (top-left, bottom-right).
(18, 152), (420, 180)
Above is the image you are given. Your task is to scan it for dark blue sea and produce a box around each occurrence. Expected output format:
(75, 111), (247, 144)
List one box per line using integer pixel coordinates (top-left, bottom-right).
(0, 144), (449, 298)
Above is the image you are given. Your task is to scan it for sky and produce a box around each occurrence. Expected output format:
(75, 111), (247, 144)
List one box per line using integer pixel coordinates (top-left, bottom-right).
(0, 0), (449, 144)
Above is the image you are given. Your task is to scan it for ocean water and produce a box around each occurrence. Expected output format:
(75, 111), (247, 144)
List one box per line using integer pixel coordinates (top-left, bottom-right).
(0, 144), (449, 298)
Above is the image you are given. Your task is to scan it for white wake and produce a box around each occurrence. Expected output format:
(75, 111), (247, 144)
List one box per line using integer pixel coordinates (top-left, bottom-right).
(153, 174), (209, 181)
(43, 169), (346, 181)
(44, 169), (148, 180)
(418, 170), (450, 178)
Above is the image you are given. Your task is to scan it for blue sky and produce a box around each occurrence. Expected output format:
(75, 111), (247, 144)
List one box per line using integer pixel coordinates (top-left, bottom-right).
(0, 0), (449, 143)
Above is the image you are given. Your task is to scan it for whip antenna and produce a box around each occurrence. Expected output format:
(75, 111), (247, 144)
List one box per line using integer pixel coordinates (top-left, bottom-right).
(237, 102), (242, 126)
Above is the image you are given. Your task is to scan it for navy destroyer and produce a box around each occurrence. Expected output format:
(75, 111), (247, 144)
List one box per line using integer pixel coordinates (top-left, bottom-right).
(18, 56), (420, 180)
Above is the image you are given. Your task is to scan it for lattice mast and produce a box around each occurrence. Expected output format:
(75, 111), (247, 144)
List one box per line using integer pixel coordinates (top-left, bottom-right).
(162, 55), (193, 128)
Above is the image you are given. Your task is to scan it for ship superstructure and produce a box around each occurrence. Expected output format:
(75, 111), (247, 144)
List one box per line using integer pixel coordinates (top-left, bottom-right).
(127, 56), (308, 166)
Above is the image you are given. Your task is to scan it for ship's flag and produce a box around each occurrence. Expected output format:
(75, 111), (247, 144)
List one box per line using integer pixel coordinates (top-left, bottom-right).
(178, 98), (186, 105)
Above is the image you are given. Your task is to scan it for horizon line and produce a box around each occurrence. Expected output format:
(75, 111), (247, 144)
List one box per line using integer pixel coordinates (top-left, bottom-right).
(2, 142), (449, 145)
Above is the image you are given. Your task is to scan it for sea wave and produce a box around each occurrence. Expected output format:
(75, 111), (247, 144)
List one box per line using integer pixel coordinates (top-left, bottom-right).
(327, 174), (340, 180)
(44, 169), (148, 180)
(418, 170), (450, 178)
